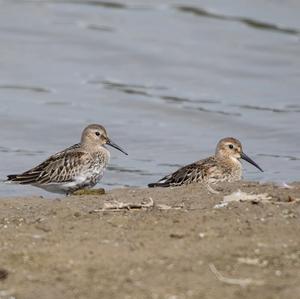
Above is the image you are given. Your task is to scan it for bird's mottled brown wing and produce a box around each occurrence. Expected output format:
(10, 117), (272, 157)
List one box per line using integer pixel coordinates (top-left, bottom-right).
(148, 157), (217, 187)
(7, 144), (91, 184)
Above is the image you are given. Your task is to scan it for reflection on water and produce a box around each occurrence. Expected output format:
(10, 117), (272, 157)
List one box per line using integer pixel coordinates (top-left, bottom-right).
(0, 147), (45, 156)
(177, 5), (300, 35)
(108, 164), (151, 175)
(0, 85), (51, 93)
(258, 154), (300, 161)
(0, 0), (300, 196)
(83, 24), (114, 32)
(160, 96), (219, 104)
(235, 104), (300, 113)
(195, 107), (241, 116)
(66, 0), (127, 9)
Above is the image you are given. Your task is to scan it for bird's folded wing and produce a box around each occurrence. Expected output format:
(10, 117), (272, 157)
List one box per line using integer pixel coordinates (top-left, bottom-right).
(157, 157), (218, 186)
(8, 144), (92, 184)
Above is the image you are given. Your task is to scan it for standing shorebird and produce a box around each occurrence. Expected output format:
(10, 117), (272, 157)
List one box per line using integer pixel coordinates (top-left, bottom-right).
(7, 124), (127, 195)
(148, 137), (263, 192)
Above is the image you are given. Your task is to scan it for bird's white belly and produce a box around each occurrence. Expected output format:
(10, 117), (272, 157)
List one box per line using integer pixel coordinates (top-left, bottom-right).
(36, 166), (106, 194)
(73, 166), (105, 187)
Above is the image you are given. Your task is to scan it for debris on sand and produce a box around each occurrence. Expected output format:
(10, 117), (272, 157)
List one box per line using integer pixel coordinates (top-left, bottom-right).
(214, 190), (272, 208)
(90, 197), (185, 213)
(209, 263), (265, 287)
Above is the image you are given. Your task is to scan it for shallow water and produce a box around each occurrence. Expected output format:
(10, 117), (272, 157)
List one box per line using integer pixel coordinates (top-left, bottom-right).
(0, 0), (299, 197)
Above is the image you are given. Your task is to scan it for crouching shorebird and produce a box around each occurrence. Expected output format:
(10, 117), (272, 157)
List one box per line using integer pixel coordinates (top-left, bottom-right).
(7, 124), (127, 195)
(148, 137), (263, 193)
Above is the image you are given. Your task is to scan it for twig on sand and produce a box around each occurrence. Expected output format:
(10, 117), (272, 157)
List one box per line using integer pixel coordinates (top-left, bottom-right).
(93, 197), (154, 212)
(209, 263), (264, 287)
(90, 197), (185, 213)
(105, 197), (154, 210)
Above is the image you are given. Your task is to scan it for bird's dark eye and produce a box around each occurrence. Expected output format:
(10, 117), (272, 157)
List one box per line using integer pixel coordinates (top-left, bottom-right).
(229, 144), (234, 149)
(95, 132), (100, 136)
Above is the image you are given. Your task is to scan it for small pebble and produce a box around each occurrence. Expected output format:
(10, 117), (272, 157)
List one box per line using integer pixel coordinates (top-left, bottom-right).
(275, 270), (282, 276)
(169, 233), (185, 239)
(0, 269), (8, 280)
(74, 212), (81, 217)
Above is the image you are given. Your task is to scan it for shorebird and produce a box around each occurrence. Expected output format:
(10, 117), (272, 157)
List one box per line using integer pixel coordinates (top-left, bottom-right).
(7, 124), (127, 195)
(148, 137), (263, 192)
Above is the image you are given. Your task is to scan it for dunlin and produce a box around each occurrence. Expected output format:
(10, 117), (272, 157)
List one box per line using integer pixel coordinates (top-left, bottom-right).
(148, 137), (263, 192)
(7, 124), (127, 195)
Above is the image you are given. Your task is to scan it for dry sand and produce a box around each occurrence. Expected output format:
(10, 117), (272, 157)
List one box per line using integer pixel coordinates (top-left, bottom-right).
(0, 181), (300, 299)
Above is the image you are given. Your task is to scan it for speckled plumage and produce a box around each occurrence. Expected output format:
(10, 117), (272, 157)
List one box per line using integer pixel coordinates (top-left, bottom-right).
(7, 124), (127, 195)
(148, 137), (263, 191)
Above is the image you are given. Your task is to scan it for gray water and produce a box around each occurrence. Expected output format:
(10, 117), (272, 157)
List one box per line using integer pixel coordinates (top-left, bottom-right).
(0, 0), (299, 197)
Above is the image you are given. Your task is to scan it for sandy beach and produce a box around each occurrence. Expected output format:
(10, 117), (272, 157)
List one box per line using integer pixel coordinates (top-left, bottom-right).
(0, 181), (300, 299)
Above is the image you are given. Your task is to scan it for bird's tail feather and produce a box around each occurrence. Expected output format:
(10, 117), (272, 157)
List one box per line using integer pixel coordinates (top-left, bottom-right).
(7, 174), (17, 180)
(7, 174), (38, 185)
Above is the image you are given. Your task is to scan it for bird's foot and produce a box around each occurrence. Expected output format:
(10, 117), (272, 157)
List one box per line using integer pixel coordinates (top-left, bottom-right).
(72, 188), (105, 196)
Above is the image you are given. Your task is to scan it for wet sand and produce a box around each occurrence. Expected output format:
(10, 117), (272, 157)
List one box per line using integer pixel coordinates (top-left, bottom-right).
(0, 181), (300, 299)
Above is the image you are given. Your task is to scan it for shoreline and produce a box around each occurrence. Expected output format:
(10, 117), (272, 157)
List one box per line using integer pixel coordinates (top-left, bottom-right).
(0, 181), (300, 299)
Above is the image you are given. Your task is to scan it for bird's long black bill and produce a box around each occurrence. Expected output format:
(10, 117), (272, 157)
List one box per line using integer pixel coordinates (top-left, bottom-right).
(241, 152), (263, 172)
(106, 139), (128, 155)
